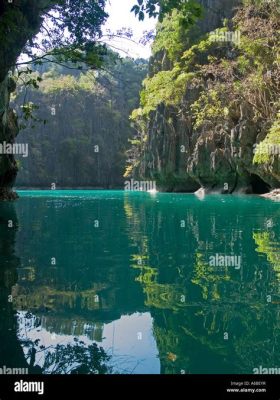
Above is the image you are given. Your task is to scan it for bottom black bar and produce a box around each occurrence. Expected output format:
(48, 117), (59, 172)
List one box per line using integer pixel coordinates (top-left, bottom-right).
(0, 375), (279, 399)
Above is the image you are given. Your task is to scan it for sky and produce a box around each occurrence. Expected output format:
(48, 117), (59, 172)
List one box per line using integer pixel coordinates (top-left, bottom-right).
(19, 0), (157, 64)
(18, 311), (160, 374)
(103, 0), (158, 59)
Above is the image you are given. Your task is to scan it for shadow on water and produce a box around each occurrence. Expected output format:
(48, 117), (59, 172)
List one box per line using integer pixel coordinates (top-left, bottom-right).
(0, 202), (29, 370)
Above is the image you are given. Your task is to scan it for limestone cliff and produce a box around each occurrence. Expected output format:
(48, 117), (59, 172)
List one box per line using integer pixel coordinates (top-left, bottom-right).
(0, 0), (53, 199)
(129, 0), (280, 194)
(0, 76), (18, 199)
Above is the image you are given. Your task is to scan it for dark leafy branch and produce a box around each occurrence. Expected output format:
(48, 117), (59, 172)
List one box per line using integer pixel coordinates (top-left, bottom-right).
(131, 0), (202, 23)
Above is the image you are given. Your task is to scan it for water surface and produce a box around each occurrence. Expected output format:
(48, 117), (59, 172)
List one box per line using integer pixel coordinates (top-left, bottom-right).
(0, 191), (279, 374)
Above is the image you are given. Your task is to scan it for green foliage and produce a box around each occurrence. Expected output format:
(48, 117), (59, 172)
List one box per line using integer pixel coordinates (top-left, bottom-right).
(36, 0), (108, 67)
(0, 1), (109, 74)
(133, 24), (235, 119)
(128, 0), (280, 184)
(132, 0), (202, 22)
(14, 57), (148, 188)
(152, 10), (193, 63)
(239, 36), (275, 68)
(130, 7), (203, 118)
(20, 102), (39, 120)
(236, 55), (251, 75)
(253, 231), (280, 281)
(191, 88), (226, 129)
(191, 253), (230, 301)
(242, 0), (280, 10)
(253, 113), (280, 164)
(137, 69), (194, 115)
(19, 102), (42, 129)
(40, 74), (90, 94)
(181, 29), (234, 67)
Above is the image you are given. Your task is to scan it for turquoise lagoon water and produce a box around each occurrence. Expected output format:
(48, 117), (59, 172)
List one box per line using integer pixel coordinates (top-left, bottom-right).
(0, 190), (279, 374)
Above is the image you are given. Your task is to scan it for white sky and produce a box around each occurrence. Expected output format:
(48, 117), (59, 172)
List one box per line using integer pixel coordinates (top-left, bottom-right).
(18, 0), (157, 64)
(18, 311), (160, 374)
(103, 0), (157, 59)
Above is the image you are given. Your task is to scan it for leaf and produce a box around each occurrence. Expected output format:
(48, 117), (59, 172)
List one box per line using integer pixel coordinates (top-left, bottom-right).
(131, 4), (140, 14)
(139, 10), (145, 21)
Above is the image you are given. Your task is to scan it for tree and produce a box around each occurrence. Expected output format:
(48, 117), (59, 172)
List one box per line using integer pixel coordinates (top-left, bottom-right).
(132, 0), (202, 23)
(0, 0), (108, 199)
(0, 0), (201, 199)
(13, 57), (147, 188)
(0, 1), (108, 79)
(21, 337), (112, 374)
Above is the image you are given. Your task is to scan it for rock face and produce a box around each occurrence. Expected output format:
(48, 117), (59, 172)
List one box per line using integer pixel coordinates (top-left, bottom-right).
(140, 92), (272, 194)
(133, 0), (242, 192)
(0, 77), (19, 200)
(0, 1), (56, 200)
(186, 109), (271, 194)
(137, 104), (201, 192)
(261, 189), (280, 201)
(132, 0), (279, 194)
(14, 60), (147, 189)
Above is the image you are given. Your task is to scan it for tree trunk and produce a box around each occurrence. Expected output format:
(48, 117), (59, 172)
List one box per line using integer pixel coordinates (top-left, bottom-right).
(0, 0), (57, 200)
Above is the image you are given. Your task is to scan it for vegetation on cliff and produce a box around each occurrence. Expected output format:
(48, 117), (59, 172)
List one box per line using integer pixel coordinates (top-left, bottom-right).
(127, 0), (280, 193)
(13, 57), (147, 188)
(0, 0), (110, 199)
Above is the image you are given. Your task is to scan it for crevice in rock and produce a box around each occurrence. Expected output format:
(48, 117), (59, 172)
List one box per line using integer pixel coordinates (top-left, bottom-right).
(250, 174), (271, 194)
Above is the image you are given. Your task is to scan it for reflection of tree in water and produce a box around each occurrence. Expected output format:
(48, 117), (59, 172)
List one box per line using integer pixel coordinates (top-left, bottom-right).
(11, 196), (147, 374)
(0, 202), (29, 369)
(19, 314), (112, 374)
(5, 195), (280, 374)
(124, 196), (280, 374)
(253, 231), (280, 290)
(44, 341), (111, 374)
(3, 198), (115, 375)
(191, 252), (230, 301)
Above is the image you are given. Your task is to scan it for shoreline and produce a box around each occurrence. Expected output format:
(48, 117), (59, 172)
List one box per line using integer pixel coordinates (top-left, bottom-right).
(14, 187), (279, 197)
(260, 189), (280, 201)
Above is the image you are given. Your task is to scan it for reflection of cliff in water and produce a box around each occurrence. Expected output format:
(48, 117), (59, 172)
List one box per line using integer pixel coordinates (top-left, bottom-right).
(13, 196), (145, 329)
(0, 202), (29, 369)
(124, 195), (280, 374)
(10, 196), (147, 373)
(8, 194), (280, 374)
